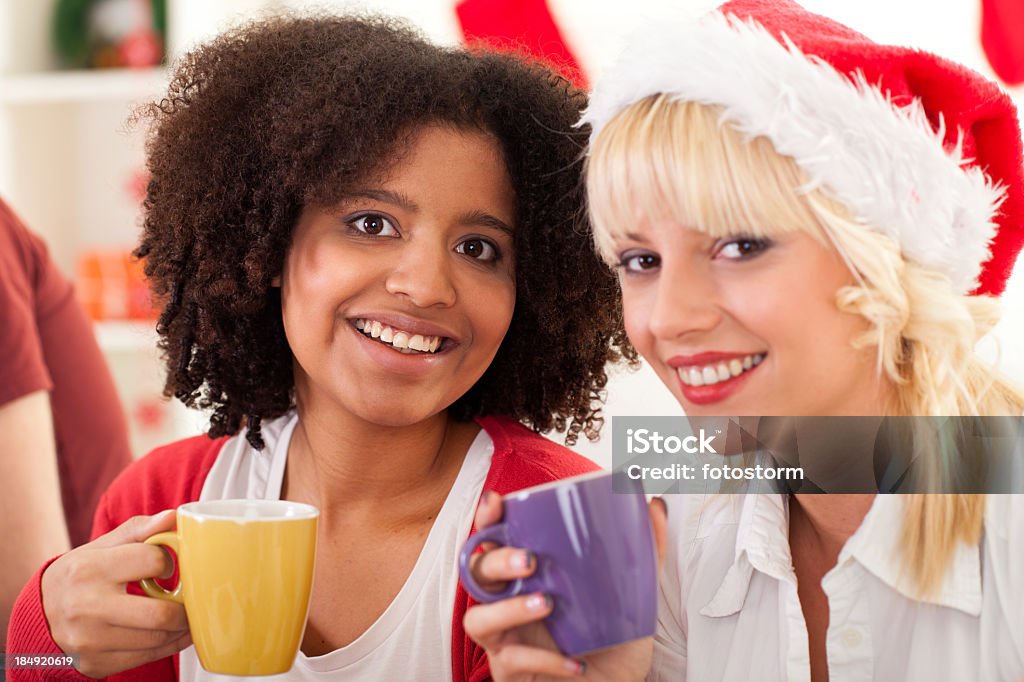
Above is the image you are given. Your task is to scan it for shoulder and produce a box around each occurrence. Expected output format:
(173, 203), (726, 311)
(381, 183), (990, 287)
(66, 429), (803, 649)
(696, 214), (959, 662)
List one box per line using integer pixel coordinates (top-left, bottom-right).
(0, 199), (39, 265)
(475, 415), (601, 495)
(0, 199), (62, 293)
(984, 494), (1024, 556)
(660, 493), (748, 610)
(92, 434), (230, 537)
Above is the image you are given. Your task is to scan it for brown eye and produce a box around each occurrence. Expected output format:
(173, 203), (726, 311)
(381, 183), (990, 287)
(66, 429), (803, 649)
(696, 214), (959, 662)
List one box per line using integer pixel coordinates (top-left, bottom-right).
(456, 238), (498, 262)
(618, 251), (660, 273)
(348, 213), (397, 236)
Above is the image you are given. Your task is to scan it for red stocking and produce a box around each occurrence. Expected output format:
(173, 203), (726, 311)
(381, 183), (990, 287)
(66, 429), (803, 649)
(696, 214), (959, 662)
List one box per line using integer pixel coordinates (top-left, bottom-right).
(456, 0), (587, 88)
(981, 0), (1024, 85)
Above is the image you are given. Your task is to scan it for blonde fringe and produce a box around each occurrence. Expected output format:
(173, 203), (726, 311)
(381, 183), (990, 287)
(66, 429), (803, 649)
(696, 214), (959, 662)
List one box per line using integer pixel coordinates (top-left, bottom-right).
(587, 96), (1024, 597)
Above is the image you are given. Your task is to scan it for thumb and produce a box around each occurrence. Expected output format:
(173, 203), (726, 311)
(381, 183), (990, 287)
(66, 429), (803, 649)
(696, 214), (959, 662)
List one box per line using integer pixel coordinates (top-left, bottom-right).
(90, 509), (177, 549)
(473, 490), (504, 532)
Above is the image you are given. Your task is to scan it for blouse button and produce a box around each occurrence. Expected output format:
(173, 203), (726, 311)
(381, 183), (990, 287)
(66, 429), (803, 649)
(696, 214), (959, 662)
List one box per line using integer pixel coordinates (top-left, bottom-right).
(841, 627), (863, 648)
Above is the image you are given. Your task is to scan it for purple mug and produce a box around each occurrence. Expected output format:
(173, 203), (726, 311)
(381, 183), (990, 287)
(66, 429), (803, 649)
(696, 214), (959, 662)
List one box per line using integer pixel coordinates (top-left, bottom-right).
(458, 470), (657, 656)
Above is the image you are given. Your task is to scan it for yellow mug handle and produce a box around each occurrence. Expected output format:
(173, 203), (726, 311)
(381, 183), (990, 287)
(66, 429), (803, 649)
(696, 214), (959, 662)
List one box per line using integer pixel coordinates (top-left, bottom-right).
(139, 532), (184, 604)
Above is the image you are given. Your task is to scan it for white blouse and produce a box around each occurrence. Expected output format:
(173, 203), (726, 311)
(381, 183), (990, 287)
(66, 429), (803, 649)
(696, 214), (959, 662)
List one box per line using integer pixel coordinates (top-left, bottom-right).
(650, 493), (1024, 681)
(178, 412), (494, 682)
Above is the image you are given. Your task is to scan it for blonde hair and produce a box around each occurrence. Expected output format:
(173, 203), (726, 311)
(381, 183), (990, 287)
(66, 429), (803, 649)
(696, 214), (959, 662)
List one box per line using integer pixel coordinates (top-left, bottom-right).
(587, 95), (1024, 595)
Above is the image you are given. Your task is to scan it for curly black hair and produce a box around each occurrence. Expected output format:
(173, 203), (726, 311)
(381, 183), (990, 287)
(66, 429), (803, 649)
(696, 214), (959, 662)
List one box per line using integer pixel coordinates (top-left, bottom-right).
(135, 14), (635, 449)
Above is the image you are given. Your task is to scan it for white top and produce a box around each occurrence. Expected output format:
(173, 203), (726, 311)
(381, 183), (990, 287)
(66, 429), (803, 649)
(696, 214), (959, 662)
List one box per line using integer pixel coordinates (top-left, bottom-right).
(179, 412), (493, 682)
(650, 493), (1024, 681)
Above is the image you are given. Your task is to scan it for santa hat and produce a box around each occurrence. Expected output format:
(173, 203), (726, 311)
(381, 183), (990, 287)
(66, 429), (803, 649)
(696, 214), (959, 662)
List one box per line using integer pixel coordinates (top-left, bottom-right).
(582, 0), (1024, 296)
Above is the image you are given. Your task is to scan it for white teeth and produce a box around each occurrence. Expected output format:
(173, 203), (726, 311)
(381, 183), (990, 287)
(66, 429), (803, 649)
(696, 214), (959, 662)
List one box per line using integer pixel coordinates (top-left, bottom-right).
(352, 319), (443, 354)
(677, 353), (766, 388)
(716, 363), (730, 382)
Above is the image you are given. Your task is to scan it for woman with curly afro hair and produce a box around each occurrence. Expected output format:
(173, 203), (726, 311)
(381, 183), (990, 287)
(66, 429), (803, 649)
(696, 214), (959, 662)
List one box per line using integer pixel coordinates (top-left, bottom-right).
(7, 14), (636, 682)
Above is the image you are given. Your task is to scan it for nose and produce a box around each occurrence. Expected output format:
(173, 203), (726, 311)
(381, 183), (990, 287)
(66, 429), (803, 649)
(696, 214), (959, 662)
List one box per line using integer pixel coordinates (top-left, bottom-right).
(384, 237), (457, 308)
(646, 258), (721, 340)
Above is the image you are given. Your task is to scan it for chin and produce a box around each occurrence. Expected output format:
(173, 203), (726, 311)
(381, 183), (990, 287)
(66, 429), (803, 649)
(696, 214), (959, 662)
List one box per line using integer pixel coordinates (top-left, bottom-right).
(369, 389), (465, 425)
(357, 406), (441, 428)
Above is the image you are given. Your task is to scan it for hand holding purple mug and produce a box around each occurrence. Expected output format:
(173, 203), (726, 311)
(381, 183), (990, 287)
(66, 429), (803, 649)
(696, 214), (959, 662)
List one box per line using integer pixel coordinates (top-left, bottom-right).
(460, 472), (668, 681)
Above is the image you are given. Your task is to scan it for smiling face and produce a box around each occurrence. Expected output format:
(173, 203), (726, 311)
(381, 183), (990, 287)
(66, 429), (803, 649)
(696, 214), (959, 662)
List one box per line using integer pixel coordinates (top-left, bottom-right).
(589, 97), (895, 417)
(278, 124), (516, 427)
(611, 225), (888, 416)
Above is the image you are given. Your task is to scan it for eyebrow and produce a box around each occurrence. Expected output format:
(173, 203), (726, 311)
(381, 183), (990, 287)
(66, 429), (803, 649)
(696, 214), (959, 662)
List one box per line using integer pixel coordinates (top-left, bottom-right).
(459, 210), (514, 237)
(343, 189), (514, 237)
(343, 189), (418, 212)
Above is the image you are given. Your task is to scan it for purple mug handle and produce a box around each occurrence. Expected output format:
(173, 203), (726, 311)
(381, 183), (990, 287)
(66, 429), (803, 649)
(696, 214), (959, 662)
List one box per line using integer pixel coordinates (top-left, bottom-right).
(458, 523), (527, 603)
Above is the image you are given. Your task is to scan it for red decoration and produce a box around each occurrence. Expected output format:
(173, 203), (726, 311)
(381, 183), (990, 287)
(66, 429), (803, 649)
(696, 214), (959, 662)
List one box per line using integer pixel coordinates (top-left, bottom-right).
(981, 0), (1024, 85)
(118, 28), (163, 68)
(125, 169), (150, 204)
(456, 0), (587, 88)
(133, 398), (167, 431)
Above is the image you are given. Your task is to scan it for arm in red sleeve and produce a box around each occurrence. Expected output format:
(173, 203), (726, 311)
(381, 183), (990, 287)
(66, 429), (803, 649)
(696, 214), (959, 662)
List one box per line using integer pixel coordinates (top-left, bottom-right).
(5, 435), (223, 681)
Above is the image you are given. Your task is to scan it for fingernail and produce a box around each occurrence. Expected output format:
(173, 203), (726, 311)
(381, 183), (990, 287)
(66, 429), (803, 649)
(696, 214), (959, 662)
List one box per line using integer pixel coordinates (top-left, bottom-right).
(150, 509), (174, 525)
(525, 593), (552, 611)
(509, 550), (535, 571)
(564, 659), (586, 676)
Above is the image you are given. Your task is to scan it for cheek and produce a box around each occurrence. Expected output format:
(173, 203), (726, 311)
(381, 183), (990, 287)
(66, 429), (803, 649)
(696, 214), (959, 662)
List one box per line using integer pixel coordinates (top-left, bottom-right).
(280, 269), (350, 332)
(818, 309), (872, 373)
(283, 243), (354, 304)
(470, 277), (516, 345)
(770, 295), (858, 377)
(720, 281), (788, 341)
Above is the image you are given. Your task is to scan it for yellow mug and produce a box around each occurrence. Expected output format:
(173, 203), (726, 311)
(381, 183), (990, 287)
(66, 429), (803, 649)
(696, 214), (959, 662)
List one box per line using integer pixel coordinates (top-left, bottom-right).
(141, 499), (319, 676)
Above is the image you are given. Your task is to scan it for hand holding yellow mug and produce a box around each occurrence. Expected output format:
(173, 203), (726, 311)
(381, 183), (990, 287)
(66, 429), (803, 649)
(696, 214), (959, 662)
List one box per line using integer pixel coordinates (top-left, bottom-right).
(140, 499), (319, 676)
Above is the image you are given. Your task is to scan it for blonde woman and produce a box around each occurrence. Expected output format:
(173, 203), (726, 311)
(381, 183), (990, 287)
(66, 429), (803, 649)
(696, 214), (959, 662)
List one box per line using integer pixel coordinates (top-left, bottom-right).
(462, 0), (1024, 679)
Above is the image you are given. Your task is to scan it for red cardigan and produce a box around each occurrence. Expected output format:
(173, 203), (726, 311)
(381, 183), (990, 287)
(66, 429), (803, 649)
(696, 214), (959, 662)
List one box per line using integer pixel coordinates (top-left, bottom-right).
(6, 415), (599, 681)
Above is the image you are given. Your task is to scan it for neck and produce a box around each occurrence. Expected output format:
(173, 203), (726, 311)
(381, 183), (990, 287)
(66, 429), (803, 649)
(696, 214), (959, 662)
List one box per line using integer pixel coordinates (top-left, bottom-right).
(792, 416), (885, 492)
(789, 493), (876, 559)
(280, 392), (474, 515)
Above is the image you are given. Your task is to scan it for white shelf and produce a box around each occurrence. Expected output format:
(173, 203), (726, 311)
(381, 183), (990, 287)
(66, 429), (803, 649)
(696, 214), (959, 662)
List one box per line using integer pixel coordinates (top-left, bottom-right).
(94, 320), (159, 353)
(0, 67), (169, 105)
(0, 0), (224, 457)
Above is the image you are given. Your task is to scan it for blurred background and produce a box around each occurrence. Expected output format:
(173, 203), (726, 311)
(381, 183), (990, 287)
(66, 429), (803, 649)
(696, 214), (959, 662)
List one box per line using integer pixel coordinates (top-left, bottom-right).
(1, 0), (1021, 464)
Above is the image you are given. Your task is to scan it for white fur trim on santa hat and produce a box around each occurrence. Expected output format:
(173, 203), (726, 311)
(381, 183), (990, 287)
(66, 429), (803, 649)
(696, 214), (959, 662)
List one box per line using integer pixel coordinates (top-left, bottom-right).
(581, 11), (1004, 294)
